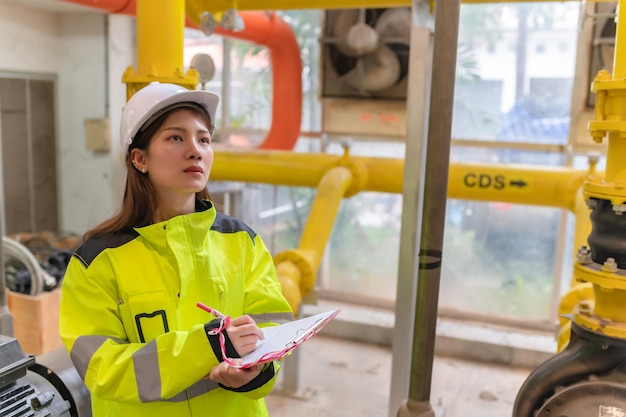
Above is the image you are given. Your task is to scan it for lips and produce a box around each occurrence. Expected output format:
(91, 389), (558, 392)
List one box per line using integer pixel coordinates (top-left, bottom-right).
(184, 166), (204, 173)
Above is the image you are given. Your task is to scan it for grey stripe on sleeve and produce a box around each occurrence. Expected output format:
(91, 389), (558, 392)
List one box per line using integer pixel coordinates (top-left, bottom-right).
(167, 379), (220, 402)
(73, 335), (221, 403)
(70, 335), (127, 380)
(132, 340), (162, 402)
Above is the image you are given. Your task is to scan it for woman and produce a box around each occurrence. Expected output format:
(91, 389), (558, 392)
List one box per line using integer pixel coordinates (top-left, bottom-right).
(59, 82), (293, 417)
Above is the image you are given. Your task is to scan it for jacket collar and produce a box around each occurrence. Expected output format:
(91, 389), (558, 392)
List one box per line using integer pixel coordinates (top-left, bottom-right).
(133, 199), (217, 250)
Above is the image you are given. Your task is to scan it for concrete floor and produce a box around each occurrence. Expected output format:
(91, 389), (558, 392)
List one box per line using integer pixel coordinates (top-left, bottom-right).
(266, 334), (533, 417)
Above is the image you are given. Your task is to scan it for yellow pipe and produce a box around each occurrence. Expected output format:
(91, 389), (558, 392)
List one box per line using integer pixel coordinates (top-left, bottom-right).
(186, 0), (582, 14)
(136, 0), (184, 78)
(569, 0), (626, 341)
(274, 166), (354, 312)
(614, 0), (626, 80)
(572, 185), (593, 287)
(122, 0), (198, 98)
(605, 131), (626, 186)
(556, 283), (592, 351)
(211, 149), (588, 211)
(447, 163), (586, 211)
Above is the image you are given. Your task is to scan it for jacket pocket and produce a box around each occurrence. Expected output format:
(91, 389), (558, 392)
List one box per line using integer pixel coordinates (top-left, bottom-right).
(118, 290), (173, 343)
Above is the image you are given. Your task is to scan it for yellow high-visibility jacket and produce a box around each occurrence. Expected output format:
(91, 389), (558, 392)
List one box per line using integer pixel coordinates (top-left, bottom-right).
(59, 199), (293, 417)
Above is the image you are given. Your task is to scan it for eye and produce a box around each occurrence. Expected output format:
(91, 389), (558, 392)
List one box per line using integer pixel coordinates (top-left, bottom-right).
(169, 135), (183, 142)
(200, 136), (211, 144)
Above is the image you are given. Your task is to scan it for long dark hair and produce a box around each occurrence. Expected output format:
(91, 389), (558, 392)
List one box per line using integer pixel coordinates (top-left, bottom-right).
(85, 106), (212, 239)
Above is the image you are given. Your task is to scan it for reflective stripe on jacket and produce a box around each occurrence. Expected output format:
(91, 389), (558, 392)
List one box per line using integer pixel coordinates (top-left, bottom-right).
(59, 199), (293, 417)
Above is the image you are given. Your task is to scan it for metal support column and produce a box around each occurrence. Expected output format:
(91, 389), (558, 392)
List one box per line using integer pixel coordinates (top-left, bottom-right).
(395, 0), (461, 414)
(388, 1), (434, 415)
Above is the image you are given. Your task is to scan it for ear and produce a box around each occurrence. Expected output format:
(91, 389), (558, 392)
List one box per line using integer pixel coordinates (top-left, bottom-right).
(130, 148), (147, 172)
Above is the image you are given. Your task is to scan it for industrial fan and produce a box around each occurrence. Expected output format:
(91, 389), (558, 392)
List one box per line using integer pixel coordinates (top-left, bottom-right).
(321, 8), (411, 99)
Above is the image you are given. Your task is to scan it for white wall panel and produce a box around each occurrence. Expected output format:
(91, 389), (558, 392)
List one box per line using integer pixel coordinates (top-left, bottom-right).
(56, 13), (134, 234)
(0, 3), (58, 74)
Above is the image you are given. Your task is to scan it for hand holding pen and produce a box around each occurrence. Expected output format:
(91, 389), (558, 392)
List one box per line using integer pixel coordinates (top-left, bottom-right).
(197, 302), (264, 357)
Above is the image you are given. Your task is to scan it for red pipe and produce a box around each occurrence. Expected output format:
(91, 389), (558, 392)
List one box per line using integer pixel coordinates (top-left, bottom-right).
(63, 0), (137, 13)
(191, 12), (302, 151)
(62, 1), (302, 151)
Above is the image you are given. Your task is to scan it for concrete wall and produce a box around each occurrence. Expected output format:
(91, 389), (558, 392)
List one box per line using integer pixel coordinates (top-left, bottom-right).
(0, 3), (59, 74)
(0, 2), (134, 234)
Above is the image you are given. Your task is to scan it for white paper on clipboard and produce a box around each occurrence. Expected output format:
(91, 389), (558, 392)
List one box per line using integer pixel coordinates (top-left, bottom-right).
(240, 309), (341, 368)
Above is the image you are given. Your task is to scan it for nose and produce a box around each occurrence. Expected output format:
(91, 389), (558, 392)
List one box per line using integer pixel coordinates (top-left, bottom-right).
(186, 141), (202, 160)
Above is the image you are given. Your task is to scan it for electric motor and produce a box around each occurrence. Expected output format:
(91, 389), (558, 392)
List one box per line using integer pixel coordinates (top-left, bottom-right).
(0, 335), (91, 417)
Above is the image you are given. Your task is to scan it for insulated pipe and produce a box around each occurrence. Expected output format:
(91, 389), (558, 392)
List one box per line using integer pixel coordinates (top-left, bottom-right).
(62, 0), (302, 151)
(274, 166), (354, 312)
(186, 12), (303, 150)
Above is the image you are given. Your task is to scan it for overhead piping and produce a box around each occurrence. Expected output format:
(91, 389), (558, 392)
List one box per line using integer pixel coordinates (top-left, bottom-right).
(187, 12), (302, 150)
(62, 0), (302, 151)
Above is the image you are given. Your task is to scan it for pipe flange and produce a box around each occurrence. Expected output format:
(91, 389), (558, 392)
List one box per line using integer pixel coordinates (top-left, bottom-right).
(274, 249), (315, 295)
(572, 310), (626, 340)
(574, 262), (626, 290)
(338, 157), (368, 198)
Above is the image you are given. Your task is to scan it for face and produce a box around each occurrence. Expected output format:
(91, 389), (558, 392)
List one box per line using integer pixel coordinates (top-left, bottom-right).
(131, 108), (214, 200)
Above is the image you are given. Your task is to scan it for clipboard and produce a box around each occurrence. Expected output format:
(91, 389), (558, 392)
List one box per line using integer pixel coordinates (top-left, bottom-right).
(238, 309), (341, 368)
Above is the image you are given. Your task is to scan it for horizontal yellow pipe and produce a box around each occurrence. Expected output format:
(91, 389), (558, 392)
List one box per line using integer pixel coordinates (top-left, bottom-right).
(187, 0), (586, 14)
(448, 163), (587, 211)
(211, 149), (589, 212)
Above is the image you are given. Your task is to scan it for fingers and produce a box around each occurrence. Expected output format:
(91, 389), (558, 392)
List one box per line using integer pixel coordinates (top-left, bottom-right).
(209, 361), (263, 388)
(226, 315), (265, 356)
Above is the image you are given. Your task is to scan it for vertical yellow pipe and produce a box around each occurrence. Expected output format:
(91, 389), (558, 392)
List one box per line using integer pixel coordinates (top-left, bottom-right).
(298, 166), (354, 264)
(136, 0), (185, 77)
(605, 1), (626, 184)
(604, 133), (626, 184)
(613, 1), (626, 80)
(274, 166), (354, 312)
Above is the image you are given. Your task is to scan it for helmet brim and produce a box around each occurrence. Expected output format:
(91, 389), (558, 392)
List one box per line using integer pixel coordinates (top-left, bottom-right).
(121, 85), (220, 157)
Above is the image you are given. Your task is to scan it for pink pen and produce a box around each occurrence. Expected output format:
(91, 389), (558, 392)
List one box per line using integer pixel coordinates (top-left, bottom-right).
(196, 302), (226, 319)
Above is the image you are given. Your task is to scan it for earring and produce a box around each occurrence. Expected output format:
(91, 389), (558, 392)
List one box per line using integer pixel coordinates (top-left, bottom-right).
(142, 168), (147, 174)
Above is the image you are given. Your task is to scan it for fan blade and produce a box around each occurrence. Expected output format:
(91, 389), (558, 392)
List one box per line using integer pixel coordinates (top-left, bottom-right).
(346, 22), (379, 56)
(331, 9), (363, 58)
(340, 46), (401, 93)
(374, 8), (411, 45)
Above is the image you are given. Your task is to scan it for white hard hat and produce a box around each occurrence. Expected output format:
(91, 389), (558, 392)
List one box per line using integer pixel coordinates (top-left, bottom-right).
(120, 81), (219, 158)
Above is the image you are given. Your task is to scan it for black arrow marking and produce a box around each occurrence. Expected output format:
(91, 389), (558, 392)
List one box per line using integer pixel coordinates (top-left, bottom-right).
(509, 180), (528, 188)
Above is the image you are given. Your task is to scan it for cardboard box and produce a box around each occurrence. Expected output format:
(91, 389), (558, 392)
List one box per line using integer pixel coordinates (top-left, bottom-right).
(6, 288), (63, 355)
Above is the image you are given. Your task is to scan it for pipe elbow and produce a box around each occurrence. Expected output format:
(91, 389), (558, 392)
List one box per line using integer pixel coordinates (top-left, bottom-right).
(338, 158), (369, 197)
(274, 249), (316, 300)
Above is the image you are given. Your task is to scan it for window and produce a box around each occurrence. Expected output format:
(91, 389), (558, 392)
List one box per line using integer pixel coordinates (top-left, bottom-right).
(188, 3), (583, 328)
